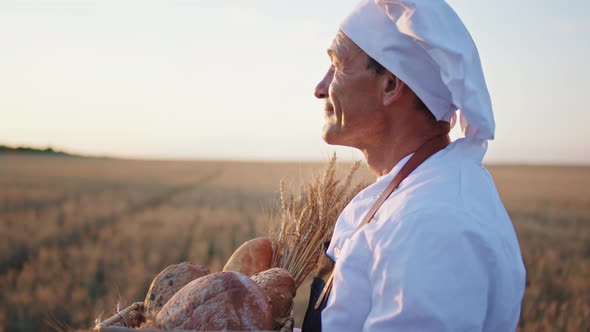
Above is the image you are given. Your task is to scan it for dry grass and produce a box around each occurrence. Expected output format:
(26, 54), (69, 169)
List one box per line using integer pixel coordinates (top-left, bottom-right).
(490, 165), (590, 331)
(269, 155), (364, 289)
(0, 156), (588, 331)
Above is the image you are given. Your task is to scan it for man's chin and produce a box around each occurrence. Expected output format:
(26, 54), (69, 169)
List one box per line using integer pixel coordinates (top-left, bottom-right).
(321, 127), (334, 144)
(322, 129), (344, 146)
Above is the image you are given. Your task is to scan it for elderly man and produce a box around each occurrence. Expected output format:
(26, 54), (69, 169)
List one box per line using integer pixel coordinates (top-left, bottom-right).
(301, 1), (526, 331)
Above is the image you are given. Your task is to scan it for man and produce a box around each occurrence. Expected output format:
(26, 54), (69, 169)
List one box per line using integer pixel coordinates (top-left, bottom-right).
(301, 1), (526, 331)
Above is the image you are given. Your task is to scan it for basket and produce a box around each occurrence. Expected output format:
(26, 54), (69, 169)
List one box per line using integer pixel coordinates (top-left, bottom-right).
(94, 302), (294, 332)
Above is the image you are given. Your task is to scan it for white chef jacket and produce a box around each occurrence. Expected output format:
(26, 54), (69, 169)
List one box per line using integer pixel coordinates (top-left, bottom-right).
(322, 138), (526, 332)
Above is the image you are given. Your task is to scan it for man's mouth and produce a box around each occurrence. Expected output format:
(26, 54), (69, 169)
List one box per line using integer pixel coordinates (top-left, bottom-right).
(324, 102), (335, 114)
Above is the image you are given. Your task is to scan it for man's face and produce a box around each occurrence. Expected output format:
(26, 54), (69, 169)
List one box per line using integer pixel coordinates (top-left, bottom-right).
(314, 32), (386, 148)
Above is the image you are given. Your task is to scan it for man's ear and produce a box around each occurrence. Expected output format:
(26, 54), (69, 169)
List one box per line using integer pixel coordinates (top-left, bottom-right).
(382, 75), (404, 107)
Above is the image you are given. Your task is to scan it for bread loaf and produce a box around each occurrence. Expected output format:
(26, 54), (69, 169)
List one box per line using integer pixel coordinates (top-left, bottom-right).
(223, 237), (275, 277)
(251, 268), (296, 322)
(143, 262), (209, 315)
(155, 271), (273, 331)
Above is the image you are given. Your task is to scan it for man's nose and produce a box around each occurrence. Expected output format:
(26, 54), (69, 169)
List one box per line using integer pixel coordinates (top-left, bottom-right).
(314, 67), (334, 99)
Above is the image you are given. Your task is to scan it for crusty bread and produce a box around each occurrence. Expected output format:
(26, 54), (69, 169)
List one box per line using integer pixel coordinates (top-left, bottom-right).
(143, 262), (209, 315)
(251, 268), (296, 322)
(155, 271), (273, 331)
(223, 237), (275, 277)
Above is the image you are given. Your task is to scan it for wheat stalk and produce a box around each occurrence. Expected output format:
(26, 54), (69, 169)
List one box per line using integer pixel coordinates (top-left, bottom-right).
(269, 154), (364, 289)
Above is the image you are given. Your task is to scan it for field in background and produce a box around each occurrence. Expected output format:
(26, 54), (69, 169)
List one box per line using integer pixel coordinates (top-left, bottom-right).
(0, 155), (589, 331)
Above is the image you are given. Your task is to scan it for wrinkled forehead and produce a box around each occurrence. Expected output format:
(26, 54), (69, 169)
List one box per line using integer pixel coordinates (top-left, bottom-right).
(328, 30), (364, 63)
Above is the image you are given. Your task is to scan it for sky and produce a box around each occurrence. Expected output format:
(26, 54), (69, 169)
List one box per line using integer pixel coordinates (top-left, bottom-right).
(1, 0), (589, 164)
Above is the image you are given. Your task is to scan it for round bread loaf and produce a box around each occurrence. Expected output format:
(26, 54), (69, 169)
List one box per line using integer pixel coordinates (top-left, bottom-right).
(155, 271), (273, 331)
(144, 262), (209, 315)
(223, 237), (275, 277)
(251, 268), (296, 322)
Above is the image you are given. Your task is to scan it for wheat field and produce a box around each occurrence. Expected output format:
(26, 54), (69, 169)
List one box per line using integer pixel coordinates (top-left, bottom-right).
(0, 155), (588, 331)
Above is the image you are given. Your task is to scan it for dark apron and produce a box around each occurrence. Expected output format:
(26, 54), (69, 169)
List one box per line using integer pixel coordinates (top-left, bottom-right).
(301, 241), (335, 332)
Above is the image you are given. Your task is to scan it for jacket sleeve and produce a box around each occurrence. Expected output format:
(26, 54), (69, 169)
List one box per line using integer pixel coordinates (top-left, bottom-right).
(362, 208), (493, 332)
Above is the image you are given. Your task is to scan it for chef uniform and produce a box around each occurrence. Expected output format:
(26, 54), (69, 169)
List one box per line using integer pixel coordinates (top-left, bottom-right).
(302, 1), (527, 331)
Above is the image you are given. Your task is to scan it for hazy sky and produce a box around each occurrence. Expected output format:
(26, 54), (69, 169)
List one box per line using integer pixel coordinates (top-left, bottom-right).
(1, 0), (589, 164)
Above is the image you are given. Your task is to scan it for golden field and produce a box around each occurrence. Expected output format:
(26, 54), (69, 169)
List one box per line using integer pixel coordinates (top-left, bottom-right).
(0, 155), (589, 331)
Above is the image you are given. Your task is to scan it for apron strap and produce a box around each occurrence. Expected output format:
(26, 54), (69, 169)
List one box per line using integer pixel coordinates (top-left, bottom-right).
(314, 134), (450, 309)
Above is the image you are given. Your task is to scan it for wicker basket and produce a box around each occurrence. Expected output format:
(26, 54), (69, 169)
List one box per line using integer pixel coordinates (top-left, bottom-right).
(94, 302), (294, 332)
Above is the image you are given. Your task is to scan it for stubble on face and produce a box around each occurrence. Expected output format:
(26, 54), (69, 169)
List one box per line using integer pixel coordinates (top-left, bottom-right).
(321, 32), (385, 148)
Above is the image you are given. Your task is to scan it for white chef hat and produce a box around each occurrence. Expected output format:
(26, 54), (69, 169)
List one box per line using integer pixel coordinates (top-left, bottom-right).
(339, 0), (495, 142)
